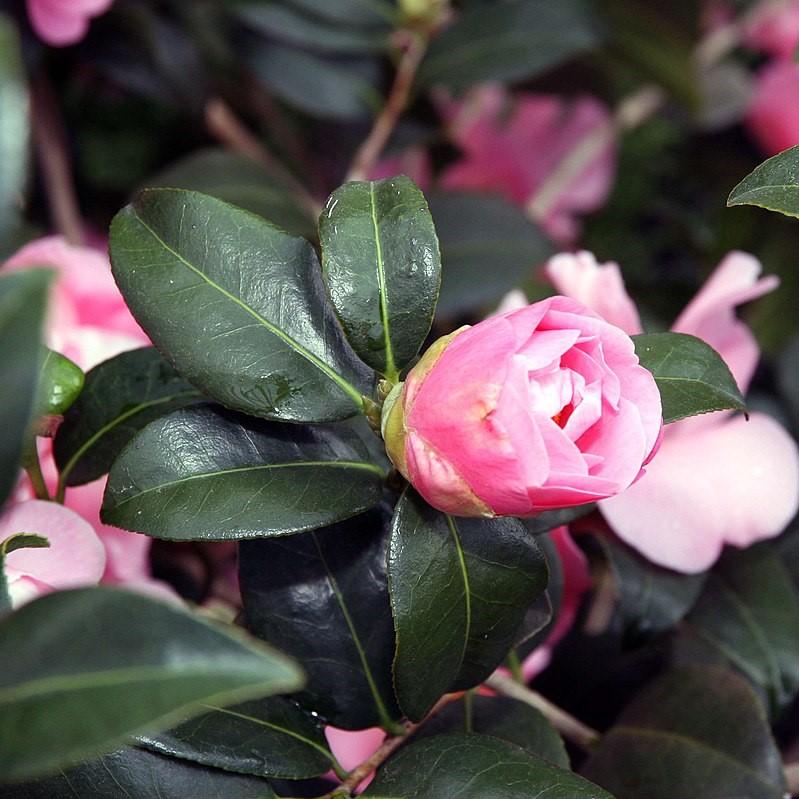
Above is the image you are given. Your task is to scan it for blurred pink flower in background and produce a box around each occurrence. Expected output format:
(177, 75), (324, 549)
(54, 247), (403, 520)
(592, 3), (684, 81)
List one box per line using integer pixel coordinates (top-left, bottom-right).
(744, 0), (799, 60)
(438, 85), (616, 243)
(547, 250), (799, 573)
(3, 236), (148, 370)
(746, 61), (799, 155)
(741, 0), (799, 154)
(27, 0), (113, 47)
(1, 235), (171, 607)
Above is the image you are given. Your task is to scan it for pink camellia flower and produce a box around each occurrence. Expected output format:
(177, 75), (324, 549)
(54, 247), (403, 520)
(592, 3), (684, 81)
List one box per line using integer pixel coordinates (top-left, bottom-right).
(0, 499), (106, 607)
(3, 235), (148, 370)
(547, 250), (799, 573)
(746, 60), (799, 156)
(437, 84), (616, 243)
(382, 296), (662, 517)
(27, 0), (114, 47)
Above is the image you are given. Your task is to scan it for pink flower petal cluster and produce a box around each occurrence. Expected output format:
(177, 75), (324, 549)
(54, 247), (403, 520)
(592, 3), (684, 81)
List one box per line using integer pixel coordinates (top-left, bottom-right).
(546, 250), (799, 573)
(383, 296), (662, 517)
(1, 236), (170, 607)
(437, 85), (616, 243)
(742, 1), (799, 155)
(27, 0), (113, 47)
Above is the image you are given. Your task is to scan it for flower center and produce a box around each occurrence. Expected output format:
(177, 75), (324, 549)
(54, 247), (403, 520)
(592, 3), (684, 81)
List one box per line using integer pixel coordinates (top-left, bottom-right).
(552, 401), (575, 428)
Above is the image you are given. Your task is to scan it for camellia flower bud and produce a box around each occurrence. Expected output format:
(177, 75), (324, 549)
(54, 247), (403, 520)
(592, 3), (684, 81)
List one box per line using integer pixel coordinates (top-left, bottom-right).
(382, 296), (663, 517)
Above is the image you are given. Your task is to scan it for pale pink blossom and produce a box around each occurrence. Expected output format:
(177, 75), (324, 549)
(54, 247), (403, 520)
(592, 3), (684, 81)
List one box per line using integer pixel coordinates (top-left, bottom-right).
(383, 296), (662, 517)
(3, 235), (148, 371)
(437, 84), (615, 243)
(1, 499), (106, 606)
(545, 250), (799, 573)
(746, 60), (799, 156)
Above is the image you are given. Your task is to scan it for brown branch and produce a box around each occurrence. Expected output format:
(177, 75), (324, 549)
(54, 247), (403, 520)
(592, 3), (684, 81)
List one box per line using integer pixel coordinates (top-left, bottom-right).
(204, 97), (322, 218)
(322, 692), (463, 798)
(345, 30), (427, 183)
(485, 672), (600, 750)
(30, 73), (84, 245)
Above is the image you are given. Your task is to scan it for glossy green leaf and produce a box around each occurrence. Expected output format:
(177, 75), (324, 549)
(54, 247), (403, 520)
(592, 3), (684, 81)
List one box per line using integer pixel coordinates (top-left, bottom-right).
(102, 404), (385, 540)
(522, 505), (595, 536)
(418, 695), (568, 768)
(0, 270), (52, 508)
(600, 535), (706, 638)
(633, 332), (746, 423)
(281, 0), (394, 26)
(0, 587), (303, 782)
(320, 177), (441, 377)
(0, 13), (27, 241)
(109, 189), (371, 423)
(240, 507), (401, 730)
(33, 349), (84, 419)
(236, 3), (387, 53)
(138, 696), (335, 779)
(147, 149), (317, 240)
(364, 733), (613, 798)
(418, 0), (598, 88)
(727, 145), (799, 219)
(249, 43), (379, 120)
(582, 666), (786, 799)
(429, 193), (554, 316)
(5, 746), (277, 798)
(0, 534), (49, 613)
(54, 347), (202, 488)
(682, 544), (799, 711)
(388, 489), (548, 721)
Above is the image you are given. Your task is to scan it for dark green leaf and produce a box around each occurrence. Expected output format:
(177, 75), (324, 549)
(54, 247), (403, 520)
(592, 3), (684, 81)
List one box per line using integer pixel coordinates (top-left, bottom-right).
(0, 534), (49, 613)
(249, 43), (379, 120)
(236, 3), (387, 53)
(0, 13), (27, 241)
(54, 347), (202, 488)
(429, 193), (554, 316)
(33, 349), (84, 419)
(240, 506), (401, 730)
(682, 544), (799, 711)
(5, 746), (277, 798)
(600, 536), (705, 637)
(728, 145), (799, 219)
(522, 505), (594, 536)
(102, 404), (385, 540)
(0, 587), (303, 782)
(320, 177), (441, 377)
(0, 270), (52, 508)
(633, 332), (746, 423)
(582, 666), (786, 799)
(147, 149), (317, 240)
(364, 733), (613, 798)
(282, 0), (395, 26)
(418, 0), (598, 88)
(389, 489), (548, 721)
(418, 695), (568, 768)
(138, 697), (334, 779)
(110, 189), (371, 423)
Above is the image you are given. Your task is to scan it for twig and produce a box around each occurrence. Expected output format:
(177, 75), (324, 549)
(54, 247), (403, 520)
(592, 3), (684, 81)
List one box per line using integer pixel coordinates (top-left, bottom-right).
(204, 97), (322, 218)
(30, 73), (84, 245)
(583, 563), (617, 636)
(346, 30), (427, 182)
(485, 672), (600, 750)
(785, 763), (799, 796)
(322, 692), (462, 798)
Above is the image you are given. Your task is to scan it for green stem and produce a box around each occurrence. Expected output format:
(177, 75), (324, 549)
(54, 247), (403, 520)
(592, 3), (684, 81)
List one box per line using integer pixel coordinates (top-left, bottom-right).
(23, 441), (51, 502)
(506, 649), (524, 684)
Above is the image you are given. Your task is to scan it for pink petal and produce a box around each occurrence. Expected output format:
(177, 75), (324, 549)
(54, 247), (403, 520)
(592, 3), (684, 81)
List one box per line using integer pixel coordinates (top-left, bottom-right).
(744, 0), (799, 61)
(672, 251), (779, 395)
(746, 60), (799, 156)
(600, 412), (799, 573)
(1, 500), (106, 597)
(545, 251), (643, 335)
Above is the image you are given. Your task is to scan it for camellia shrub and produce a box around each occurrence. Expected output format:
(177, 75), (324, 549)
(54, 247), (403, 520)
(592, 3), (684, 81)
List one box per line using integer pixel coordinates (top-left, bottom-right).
(2, 1), (799, 798)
